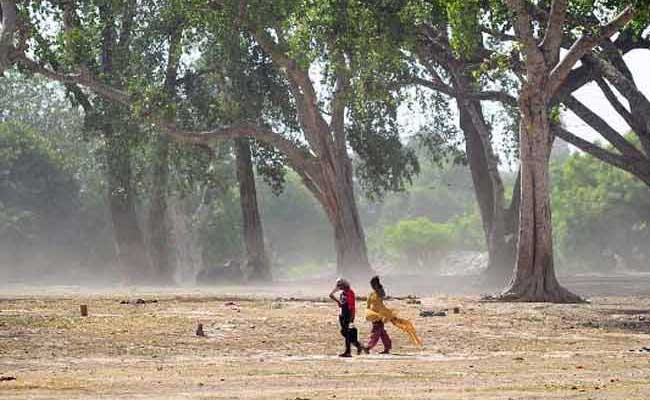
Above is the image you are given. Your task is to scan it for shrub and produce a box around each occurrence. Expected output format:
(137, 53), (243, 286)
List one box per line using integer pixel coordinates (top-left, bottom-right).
(381, 218), (456, 268)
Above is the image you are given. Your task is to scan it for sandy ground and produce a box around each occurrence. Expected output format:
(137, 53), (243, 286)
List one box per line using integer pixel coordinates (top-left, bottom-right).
(2, 278), (650, 399)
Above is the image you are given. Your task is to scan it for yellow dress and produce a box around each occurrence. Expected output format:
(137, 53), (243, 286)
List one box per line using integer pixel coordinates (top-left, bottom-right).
(366, 292), (423, 347)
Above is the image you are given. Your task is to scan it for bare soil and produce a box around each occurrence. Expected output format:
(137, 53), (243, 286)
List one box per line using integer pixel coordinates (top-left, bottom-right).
(2, 277), (650, 399)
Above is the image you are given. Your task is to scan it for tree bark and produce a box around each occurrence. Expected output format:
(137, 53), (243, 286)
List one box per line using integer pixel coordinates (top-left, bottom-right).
(459, 102), (515, 288)
(500, 85), (581, 303)
(169, 194), (204, 284)
(105, 128), (152, 283)
(497, 0), (594, 303)
(0, 2), (17, 75)
(330, 164), (372, 280)
(235, 138), (271, 282)
(147, 133), (175, 283)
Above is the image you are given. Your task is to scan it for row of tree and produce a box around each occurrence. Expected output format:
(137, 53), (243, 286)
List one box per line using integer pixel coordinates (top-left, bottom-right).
(1, 1), (649, 302)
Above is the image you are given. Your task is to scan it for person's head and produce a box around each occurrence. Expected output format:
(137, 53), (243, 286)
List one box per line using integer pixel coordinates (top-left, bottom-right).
(336, 277), (350, 291)
(370, 275), (385, 298)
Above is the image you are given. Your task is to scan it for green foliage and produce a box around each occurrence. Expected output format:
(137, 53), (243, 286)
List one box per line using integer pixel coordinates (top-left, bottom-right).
(445, 0), (480, 57)
(447, 210), (485, 250)
(348, 97), (420, 199)
(0, 202), (35, 244)
(552, 146), (650, 272)
(365, 156), (485, 270)
(198, 186), (243, 267)
(377, 217), (456, 268)
(0, 120), (80, 249)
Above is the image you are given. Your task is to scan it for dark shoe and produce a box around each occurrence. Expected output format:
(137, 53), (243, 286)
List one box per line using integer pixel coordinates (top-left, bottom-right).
(356, 345), (367, 355)
(363, 346), (370, 354)
(380, 349), (390, 354)
(339, 352), (352, 358)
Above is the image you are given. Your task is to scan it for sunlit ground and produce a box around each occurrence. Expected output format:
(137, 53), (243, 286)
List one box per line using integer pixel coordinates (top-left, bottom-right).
(2, 277), (650, 399)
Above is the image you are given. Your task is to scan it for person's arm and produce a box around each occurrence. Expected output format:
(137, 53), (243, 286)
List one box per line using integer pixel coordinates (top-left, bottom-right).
(329, 288), (341, 306)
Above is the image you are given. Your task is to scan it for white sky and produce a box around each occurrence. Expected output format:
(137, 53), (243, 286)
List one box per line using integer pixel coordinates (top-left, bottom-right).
(562, 49), (650, 142)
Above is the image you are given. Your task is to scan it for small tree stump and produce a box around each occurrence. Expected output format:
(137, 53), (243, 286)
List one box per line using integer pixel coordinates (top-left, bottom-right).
(80, 304), (88, 317)
(196, 323), (205, 337)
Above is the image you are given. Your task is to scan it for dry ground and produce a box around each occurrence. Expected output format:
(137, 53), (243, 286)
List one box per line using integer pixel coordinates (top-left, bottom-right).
(2, 282), (650, 399)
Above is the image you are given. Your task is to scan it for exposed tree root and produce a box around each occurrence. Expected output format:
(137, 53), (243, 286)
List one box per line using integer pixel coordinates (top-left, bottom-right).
(496, 282), (586, 303)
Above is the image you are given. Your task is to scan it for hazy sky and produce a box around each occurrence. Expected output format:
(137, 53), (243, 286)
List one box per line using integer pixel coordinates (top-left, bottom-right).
(396, 48), (650, 169)
(562, 49), (650, 143)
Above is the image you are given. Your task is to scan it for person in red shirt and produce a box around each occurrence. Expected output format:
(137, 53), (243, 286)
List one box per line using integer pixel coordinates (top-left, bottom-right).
(329, 278), (367, 357)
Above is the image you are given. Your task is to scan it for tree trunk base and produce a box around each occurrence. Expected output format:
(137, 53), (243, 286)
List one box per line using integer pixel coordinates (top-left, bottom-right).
(479, 262), (513, 290)
(245, 259), (272, 283)
(495, 281), (585, 303)
(337, 263), (376, 284)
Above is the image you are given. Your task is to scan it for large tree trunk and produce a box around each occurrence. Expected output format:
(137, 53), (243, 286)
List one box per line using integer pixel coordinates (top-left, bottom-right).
(235, 138), (271, 282)
(459, 103), (515, 288)
(501, 86), (582, 303)
(169, 194), (204, 284)
(105, 131), (152, 283)
(332, 197), (371, 280)
(148, 134), (175, 283)
(320, 152), (374, 281)
(0, 3), (17, 75)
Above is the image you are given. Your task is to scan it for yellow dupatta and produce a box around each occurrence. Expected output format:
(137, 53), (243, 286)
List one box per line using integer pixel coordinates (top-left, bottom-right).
(366, 292), (422, 347)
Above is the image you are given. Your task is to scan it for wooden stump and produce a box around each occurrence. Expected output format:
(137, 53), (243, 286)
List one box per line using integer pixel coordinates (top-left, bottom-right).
(80, 304), (88, 317)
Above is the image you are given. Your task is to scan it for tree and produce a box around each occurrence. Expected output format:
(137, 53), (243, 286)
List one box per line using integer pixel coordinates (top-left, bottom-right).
(234, 138), (271, 281)
(393, 1), (522, 287)
(146, 8), (186, 283)
(5, 1), (422, 280)
(177, 28), (285, 282)
(166, 1), (418, 279)
(96, 1), (154, 283)
(21, 0), (156, 283)
(223, 31), (274, 282)
(0, 119), (82, 274)
(493, 1), (637, 302)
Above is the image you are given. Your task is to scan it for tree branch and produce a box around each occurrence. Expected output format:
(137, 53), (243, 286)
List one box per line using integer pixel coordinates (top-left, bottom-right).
(416, 23), (463, 67)
(594, 75), (636, 131)
(589, 53), (650, 155)
(249, 25), (332, 156)
(15, 54), (130, 105)
(481, 27), (517, 42)
(114, 0), (137, 73)
(506, 0), (540, 55)
(552, 63), (593, 105)
(541, 0), (567, 67)
(330, 57), (349, 157)
(563, 95), (643, 159)
(553, 124), (637, 173)
(547, 5), (636, 98)
(397, 76), (518, 107)
(399, 76), (455, 97)
(165, 124), (318, 176)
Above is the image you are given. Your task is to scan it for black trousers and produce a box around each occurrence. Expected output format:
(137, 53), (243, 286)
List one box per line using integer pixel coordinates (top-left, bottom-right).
(339, 314), (360, 353)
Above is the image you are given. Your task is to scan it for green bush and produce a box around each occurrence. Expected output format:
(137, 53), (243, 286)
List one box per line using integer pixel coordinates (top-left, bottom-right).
(380, 218), (456, 268)
(551, 143), (650, 272)
(447, 209), (485, 251)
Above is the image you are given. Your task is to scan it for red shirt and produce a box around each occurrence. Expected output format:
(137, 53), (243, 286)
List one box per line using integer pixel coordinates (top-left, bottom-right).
(339, 288), (356, 319)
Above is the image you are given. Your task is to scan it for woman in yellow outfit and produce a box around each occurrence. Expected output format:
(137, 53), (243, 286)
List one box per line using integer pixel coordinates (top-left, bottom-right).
(365, 276), (422, 353)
